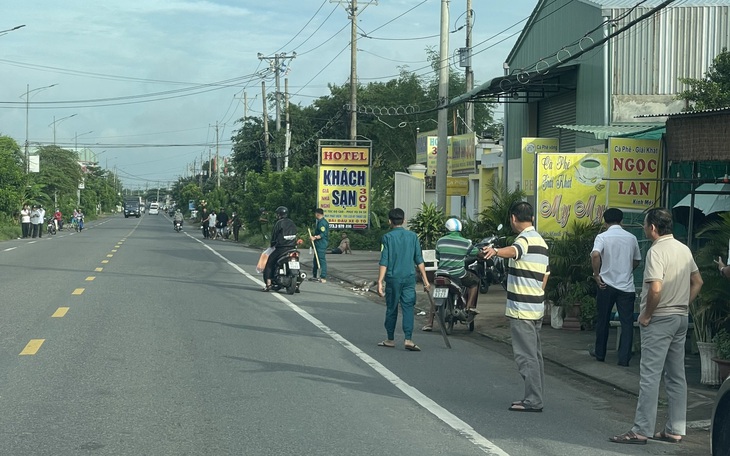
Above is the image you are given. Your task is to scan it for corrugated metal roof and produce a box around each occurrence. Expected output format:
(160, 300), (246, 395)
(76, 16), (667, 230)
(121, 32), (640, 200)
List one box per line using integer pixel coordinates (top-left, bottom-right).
(636, 107), (730, 117)
(554, 124), (665, 139)
(580, 0), (730, 7)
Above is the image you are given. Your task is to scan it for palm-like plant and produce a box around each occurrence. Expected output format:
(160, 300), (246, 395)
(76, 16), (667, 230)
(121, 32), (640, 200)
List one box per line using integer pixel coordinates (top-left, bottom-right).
(476, 175), (525, 237)
(407, 202), (446, 249)
(693, 212), (730, 341)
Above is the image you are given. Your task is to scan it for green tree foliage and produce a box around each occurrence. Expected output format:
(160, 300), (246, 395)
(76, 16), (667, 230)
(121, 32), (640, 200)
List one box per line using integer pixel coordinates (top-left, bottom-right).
(33, 146), (83, 211)
(678, 48), (730, 110)
(0, 136), (25, 220)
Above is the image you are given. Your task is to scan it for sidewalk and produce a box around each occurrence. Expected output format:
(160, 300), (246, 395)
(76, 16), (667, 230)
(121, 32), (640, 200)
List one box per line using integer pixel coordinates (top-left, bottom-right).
(301, 249), (717, 424)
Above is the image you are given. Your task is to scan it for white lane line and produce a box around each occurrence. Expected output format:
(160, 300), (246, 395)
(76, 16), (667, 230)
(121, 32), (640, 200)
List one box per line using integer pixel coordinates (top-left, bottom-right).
(192, 236), (510, 456)
(3, 247), (17, 251)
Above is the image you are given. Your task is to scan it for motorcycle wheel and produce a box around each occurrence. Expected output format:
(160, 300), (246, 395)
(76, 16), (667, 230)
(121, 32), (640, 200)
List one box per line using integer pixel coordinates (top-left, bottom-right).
(479, 278), (489, 294)
(468, 320), (475, 332)
(439, 295), (456, 335)
(286, 272), (297, 295)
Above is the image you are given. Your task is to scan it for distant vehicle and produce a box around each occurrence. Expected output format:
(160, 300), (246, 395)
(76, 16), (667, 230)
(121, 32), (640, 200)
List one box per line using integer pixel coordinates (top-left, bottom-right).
(712, 377), (730, 455)
(190, 210), (198, 220)
(149, 202), (159, 215)
(123, 196), (141, 218)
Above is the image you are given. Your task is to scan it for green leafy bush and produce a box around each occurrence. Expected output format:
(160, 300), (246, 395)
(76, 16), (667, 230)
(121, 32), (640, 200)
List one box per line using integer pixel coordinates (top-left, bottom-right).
(407, 202), (446, 250)
(714, 329), (730, 360)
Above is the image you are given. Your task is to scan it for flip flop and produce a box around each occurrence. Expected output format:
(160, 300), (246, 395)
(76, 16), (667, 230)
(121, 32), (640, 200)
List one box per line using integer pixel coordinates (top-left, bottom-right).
(609, 431), (647, 445)
(508, 402), (542, 412)
(404, 344), (421, 352)
(377, 341), (395, 348)
(421, 325), (433, 332)
(653, 431), (681, 443)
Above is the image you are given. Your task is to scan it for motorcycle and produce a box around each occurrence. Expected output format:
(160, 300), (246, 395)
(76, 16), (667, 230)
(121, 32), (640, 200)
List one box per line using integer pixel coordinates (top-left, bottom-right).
(474, 224), (507, 294)
(47, 219), (57, 235)
(271, 248), (307, 295)
(174, 220), (182, 232)
(432, 266), (476, 334)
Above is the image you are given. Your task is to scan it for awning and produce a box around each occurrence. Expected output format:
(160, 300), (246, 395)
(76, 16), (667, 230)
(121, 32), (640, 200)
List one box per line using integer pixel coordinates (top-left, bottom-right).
(554, 124), (665, 140)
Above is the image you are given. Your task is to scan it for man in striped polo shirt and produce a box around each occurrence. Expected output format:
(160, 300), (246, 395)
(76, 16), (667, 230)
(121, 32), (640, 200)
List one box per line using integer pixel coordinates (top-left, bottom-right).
(484, 201), (549, 412)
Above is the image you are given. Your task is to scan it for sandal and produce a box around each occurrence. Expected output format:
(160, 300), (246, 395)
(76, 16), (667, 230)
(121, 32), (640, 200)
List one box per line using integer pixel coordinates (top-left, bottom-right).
(653, 431), (681, 443)
(404, 343), (421, 352)
(261, 285), (272, 292)
(508, 402), (542, 412)
(421, 325), (433, 332)
(377, 340), (395, 348)
(609, 431), (647, 445)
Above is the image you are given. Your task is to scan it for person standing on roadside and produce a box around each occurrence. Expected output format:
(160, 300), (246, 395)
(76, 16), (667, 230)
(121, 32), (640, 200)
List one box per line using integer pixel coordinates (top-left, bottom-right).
(309, 208), (329, 282)
(38, 205), (46, 238)
(30, 205), (42, 238)
(200, 208), (210, 239)
(20, 203), (31, 239)
(610, 208), (703, 445)
(208, 210), (218, 239)
(231, 211), (243, 242)
(376, 208), (430, 352)
(217, 208), (229, 239)
(715, 254), (730, 280)
(483, 201), (549, 412)
(589, 208), (642, 366)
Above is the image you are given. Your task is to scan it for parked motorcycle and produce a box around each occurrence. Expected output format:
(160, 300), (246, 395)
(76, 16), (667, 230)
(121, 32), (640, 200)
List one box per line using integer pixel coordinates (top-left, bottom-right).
(174, 220), (182, 232)
(432, 263), (479, 334)
(474, 224), (507, 294)
(47, 219), (57, 235)
(271, 248), (306, 295)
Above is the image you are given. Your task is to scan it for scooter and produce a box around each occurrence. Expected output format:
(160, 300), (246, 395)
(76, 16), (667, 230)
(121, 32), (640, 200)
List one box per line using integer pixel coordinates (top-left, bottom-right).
(431, 262), (479, 334)
(271, 248), (306, 295)
(174, 220), (182, 232)
(474, 224), (507, 293)
(47, 219), (57, 235)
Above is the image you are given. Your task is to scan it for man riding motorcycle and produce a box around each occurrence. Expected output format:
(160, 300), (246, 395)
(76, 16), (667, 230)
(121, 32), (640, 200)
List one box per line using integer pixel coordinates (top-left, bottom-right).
(173, 209), (184, 228)
(422, 218), (483, 331)
(262, 206), (298, 292)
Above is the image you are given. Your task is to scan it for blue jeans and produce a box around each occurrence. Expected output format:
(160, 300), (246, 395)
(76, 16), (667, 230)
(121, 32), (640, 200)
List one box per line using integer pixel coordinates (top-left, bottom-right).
(595, 286), (635, 364)
(384, 277), (416, 340)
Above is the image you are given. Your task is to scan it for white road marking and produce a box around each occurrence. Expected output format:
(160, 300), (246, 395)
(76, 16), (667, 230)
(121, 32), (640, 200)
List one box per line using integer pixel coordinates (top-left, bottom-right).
(192, 235), (510, 456)
(3, 247), (17, 251)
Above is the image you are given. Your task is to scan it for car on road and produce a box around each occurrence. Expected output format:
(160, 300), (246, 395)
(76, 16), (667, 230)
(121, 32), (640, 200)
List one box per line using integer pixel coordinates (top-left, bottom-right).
(712, 376), (730, 455)
(124, 203), (140, 218)
(149, 202), (159, 215)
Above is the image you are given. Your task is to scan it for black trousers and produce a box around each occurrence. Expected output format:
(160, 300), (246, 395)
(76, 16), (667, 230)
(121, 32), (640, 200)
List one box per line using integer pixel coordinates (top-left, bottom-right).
(594, 285), (635, 364)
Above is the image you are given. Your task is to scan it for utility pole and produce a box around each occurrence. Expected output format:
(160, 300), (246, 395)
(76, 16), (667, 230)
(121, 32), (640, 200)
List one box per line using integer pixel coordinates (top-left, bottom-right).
(215, 121), (220, 188)
(244, 91), (248, 119)
(331, 0), (377, 140)
(436, 0), (450, 210)
(464, 0), (474, 133)
(284, 78), (291, 170)
(258, 52), (296, 170)
(261, 81), (270, 166)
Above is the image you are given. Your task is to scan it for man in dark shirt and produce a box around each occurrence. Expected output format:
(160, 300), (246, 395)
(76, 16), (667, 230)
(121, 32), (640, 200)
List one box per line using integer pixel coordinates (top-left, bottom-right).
(263, 206), (298, 291)
(377, 208), (430, 351)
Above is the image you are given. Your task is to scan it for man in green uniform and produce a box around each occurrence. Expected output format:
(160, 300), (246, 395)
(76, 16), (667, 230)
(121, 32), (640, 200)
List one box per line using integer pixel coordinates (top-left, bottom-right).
(310, 208), (329, 283)
(376, 208), (430, 351)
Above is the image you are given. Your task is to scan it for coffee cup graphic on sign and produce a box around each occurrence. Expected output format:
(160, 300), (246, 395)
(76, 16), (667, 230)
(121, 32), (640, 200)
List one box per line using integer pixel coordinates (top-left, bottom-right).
(575, 158), (604, 186)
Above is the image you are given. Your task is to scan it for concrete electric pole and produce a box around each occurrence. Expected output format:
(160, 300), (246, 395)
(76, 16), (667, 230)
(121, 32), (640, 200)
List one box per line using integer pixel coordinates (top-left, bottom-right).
(258, 52), (296, 170)
(464, 0), (474, 133)
(436, 0), (450, 210)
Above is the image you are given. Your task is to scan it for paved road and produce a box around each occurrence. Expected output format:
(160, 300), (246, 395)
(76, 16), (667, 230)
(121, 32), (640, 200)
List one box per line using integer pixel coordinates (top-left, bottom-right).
(0, 214), (705, 455)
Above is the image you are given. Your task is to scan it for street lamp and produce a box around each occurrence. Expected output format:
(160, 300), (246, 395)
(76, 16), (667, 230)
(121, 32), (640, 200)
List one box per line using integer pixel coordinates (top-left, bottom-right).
(48, 113), (77, 145)
(74, 130), (93, 152)
(21, 83), (57, 172)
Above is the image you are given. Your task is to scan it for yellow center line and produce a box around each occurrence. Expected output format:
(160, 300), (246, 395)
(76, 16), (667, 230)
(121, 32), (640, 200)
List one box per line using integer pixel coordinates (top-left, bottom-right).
(101, 260), (109, 264)
(95, 267), (103, 272)
(72, 288), (85, 295)
(20, 339), (45, 355)
(114, 245), (121, 248)
(86, 276), (95, 281)
(106, 254), (113, 258)
(52, 307), (69, 318)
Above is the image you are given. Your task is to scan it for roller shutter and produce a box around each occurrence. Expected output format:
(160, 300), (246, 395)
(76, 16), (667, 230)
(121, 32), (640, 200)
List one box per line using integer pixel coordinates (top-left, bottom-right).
(538, 91), (576, 152)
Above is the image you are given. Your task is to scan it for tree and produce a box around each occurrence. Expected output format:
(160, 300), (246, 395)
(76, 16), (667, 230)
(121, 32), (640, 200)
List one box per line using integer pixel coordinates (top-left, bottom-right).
(0, 136), (25, 220)
(678, 48), (730, 110)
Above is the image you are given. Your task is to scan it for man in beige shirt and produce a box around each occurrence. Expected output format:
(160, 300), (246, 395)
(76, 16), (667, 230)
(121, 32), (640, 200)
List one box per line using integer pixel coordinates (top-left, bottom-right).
(610, 208), (703, 445)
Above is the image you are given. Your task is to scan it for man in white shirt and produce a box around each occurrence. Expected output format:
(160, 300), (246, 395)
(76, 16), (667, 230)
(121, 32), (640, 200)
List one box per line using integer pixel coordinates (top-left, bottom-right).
(590, 208), (642, 366)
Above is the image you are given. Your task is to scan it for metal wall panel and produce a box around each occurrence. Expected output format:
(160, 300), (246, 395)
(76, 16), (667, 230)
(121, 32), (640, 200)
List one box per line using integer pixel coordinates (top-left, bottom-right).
(610, 6), (730, 95)
(538, 91), (578, 152)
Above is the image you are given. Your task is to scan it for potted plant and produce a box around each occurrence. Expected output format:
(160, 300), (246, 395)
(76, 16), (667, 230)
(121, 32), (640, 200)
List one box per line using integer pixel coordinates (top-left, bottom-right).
(690, 298), (721, 386)
(557, 281), (592, 331)
(713, 329), (730, 382)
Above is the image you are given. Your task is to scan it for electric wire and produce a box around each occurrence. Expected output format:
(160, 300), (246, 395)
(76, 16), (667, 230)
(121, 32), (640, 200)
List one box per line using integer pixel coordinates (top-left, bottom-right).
(271, 0), (329, 54)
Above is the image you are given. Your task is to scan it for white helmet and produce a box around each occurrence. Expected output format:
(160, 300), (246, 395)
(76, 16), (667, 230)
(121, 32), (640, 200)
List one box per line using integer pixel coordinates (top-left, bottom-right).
(445, 218), (462, 232)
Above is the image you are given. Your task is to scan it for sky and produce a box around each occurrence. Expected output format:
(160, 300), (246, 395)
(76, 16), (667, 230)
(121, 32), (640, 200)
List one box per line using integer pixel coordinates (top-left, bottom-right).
(1, 0), (537, 189)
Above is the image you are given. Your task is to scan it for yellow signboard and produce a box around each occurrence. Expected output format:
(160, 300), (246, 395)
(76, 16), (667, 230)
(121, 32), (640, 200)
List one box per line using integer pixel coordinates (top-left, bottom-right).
(536, 152), (608, 238)
(446, 177), (469, 196)
(317, 166), (370, 229)
(522, 138), (559, 196)
(449, 133), (477, 175)
(607, 138), (662, 210)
